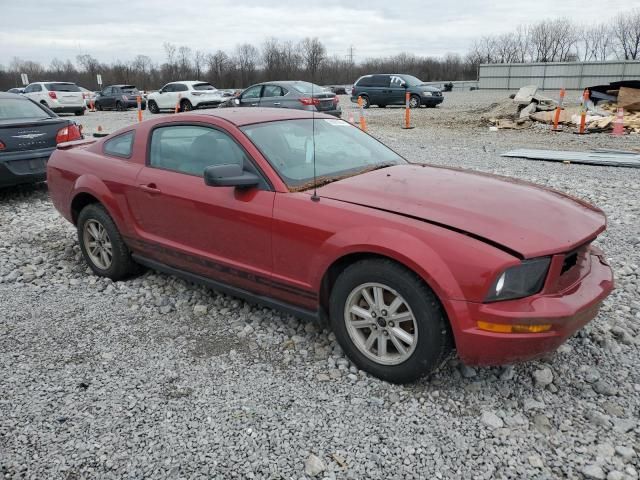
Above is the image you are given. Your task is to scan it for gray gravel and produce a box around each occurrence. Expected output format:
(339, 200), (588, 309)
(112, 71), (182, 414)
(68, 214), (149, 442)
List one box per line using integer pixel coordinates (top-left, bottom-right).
(1, 91), (639, 479)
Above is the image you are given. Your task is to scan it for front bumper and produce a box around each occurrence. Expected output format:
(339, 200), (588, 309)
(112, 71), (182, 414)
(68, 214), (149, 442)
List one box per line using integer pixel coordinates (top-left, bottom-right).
(450, 248), (614, 365)
(0, 147), (55, 187)
(50, 105), (85, 113)
(420, 95), (444, 106)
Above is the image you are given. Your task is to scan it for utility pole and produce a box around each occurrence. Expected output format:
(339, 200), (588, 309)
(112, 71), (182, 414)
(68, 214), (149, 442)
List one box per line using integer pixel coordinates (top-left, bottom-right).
(347, 45), (355, 83)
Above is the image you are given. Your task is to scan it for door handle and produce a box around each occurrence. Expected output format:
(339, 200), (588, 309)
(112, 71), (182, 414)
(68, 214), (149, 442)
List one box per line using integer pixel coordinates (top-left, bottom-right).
(139, 183), (161, 194)
(273, 102), (281, 106)
(251, 103), (258, 106)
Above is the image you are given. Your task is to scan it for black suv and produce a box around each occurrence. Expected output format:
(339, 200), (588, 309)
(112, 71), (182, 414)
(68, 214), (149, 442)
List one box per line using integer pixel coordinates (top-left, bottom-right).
(351, 74), (443, 109)
(95, 85), (146, 111)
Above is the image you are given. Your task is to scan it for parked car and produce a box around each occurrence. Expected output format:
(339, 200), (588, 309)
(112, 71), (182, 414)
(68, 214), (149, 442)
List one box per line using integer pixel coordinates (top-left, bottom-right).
(0, 92), (82, 188)
(229, 81), (341, 117)
(146, 81), (226, 113)
(351, 74), (443, 109)
(94, 85), (146, 111)
(326, 85), (348, 95)
(46, 108), (613, 383)
(23, 81), (85, 115)
(7, 88), (24, 94)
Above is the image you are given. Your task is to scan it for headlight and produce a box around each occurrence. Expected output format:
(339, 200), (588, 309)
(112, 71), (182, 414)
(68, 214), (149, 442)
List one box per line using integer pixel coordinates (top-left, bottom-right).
(485, 257), (551, 302)
(422, 91), (433, 96)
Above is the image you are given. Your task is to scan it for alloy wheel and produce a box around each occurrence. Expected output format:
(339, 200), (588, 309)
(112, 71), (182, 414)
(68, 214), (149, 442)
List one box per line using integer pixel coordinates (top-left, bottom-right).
(83, 219), (113, 270)
(344, 282), (418, 365)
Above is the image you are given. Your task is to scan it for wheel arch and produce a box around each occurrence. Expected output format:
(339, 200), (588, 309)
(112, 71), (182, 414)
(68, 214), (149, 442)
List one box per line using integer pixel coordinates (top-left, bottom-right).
(70, 175), (128, 234)
(317, 248), (459, 347)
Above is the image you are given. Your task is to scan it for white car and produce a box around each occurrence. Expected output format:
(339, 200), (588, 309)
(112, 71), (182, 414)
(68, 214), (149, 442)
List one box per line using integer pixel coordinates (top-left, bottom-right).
(22, 82), (85, 116)
(146, 81), (227, 113)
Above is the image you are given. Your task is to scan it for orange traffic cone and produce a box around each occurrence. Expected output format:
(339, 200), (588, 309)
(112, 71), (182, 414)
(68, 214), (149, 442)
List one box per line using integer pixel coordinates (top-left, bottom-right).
(611, 108), (625, 137)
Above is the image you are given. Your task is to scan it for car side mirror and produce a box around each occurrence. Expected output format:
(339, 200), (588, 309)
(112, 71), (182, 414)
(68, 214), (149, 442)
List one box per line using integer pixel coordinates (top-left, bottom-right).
(204, 164), (259, 188)
(233, 98), (240, 105)
(159, 90), (164, 94)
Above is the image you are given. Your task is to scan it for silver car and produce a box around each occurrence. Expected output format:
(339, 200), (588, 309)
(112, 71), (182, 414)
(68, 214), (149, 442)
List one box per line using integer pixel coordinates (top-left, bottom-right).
(231, 81), (341, 117)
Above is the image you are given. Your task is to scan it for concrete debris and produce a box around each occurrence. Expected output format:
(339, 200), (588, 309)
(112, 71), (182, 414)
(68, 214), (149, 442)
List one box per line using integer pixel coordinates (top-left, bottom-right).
(488, 84), (640, 134)
(513, 85), (539, 104)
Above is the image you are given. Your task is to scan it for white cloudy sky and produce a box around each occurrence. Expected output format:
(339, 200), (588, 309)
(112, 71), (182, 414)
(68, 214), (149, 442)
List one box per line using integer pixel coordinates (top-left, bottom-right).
(1, 0), (639, 66)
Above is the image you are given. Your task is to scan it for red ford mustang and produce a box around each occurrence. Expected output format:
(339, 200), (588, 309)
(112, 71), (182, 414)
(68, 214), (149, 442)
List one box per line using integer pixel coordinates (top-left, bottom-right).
(47, 108), (614, 383)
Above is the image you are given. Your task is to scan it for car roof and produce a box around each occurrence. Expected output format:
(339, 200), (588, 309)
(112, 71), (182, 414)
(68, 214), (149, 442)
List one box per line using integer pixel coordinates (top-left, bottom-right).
(0, 91), (29, 99)
(186, 107), (337, 127)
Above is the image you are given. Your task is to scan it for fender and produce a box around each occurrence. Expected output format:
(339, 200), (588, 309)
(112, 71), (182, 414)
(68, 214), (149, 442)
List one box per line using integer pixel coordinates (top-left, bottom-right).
(309, 226), (465, 303)
(71, 174), (131, 235)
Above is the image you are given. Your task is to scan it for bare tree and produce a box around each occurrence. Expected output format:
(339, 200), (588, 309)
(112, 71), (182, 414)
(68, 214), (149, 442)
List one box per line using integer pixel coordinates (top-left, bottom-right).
(300, 37), (326, 79)
(235, 43), (259, 86)
(206, 50), (230, 86)
(612, 8), (640, 60)
(529, 19), (578, 62)
(579, 23), (613, 61)
(193, 50), (205, 79)
(177, 46), (192, 77)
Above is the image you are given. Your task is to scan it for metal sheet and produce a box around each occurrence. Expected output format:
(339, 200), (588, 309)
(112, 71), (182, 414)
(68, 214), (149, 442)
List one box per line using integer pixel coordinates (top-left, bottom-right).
(501, 149), (640, 169)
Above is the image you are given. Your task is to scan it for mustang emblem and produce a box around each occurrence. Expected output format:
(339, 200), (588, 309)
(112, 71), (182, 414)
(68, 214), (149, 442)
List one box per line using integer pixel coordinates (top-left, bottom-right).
(12, 133), (46, 139)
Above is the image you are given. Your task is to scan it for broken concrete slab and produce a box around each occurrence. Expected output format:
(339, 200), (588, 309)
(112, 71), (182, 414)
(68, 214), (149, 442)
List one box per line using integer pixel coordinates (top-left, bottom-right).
(519, 102), (537, 119)
(513, 85), (538, 104)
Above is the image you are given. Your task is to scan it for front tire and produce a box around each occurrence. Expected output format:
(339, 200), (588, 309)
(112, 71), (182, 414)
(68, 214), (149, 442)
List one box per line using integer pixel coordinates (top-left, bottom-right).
(180, 99), (193, 112)
(75, 109), (85, 116)
(115, 101), (125, 111)
(359, 95), (370, 109)
(77, 204), (138, 281)
(148, 100), (159, 114)
(330, 259), (451, 384)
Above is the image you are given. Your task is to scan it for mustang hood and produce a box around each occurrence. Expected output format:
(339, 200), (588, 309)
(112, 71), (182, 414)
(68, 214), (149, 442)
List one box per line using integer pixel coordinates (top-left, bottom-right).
(316, 164), (606, 258)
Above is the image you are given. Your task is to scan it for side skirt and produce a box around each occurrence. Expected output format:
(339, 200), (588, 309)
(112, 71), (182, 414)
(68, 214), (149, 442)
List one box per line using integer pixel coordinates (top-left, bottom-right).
(132, 254), (320, 323)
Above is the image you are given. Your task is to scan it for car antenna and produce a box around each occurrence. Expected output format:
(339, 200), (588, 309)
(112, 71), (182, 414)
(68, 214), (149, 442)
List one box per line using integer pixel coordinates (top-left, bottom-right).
(310, 80), (321, 202)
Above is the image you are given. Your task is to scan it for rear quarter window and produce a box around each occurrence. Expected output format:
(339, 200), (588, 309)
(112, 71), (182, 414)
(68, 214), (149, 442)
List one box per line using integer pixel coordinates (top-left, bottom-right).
(46, 83), (81, 92)
(104, 131), (135, 158)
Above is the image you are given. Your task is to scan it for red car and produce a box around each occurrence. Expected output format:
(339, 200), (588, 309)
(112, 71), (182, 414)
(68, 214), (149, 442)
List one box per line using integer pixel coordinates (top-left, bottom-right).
(47, 109), (614, 383)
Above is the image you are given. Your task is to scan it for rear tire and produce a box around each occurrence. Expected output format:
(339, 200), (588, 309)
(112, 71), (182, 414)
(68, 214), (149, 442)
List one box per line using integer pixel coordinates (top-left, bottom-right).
(148, 100), (159, 114)
(40, 101), (49, 108)
(115, 101), (125, 111)
(96, 102), (103, 111)
(329, 259), (451, 384)
(75, 109), (84, 116)
(77, 204), (139, 281)
(378, 104), (386, 108)
(409, 95), (421, 109)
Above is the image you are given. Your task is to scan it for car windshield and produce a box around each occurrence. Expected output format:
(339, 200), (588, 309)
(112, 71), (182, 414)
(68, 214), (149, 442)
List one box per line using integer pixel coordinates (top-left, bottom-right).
(45, 83), (81, 92)
(193, 83), (216, 91)
(289, 82), (325, 95)
(241, 118), (406, 190)
(401, 75), (424, 86)
(0, 98), (50, 120)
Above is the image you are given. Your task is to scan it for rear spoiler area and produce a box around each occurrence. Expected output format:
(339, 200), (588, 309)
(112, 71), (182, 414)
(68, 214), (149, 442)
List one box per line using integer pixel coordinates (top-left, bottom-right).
(57, 137), (98, 150)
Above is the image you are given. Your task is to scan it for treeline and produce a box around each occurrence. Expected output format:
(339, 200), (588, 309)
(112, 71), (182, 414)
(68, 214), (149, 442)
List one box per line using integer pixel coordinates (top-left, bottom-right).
(1, 8), (639, 91)
(468, 9), (640, 63)
(0, 38), (475, 91)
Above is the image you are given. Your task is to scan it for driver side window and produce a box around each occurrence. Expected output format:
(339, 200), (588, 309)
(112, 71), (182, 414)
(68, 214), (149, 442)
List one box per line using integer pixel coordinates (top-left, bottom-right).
(149, 125), (250, 177)
(242, 85), (262, 99)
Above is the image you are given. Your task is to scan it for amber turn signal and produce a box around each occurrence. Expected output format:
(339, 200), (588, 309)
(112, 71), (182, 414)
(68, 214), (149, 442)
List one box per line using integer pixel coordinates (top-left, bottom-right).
(477, 321), (552, 334)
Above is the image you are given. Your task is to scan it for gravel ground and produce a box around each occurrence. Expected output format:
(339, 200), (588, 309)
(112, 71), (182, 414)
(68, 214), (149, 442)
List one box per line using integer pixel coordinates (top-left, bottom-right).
(1, 91), (639, 480)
